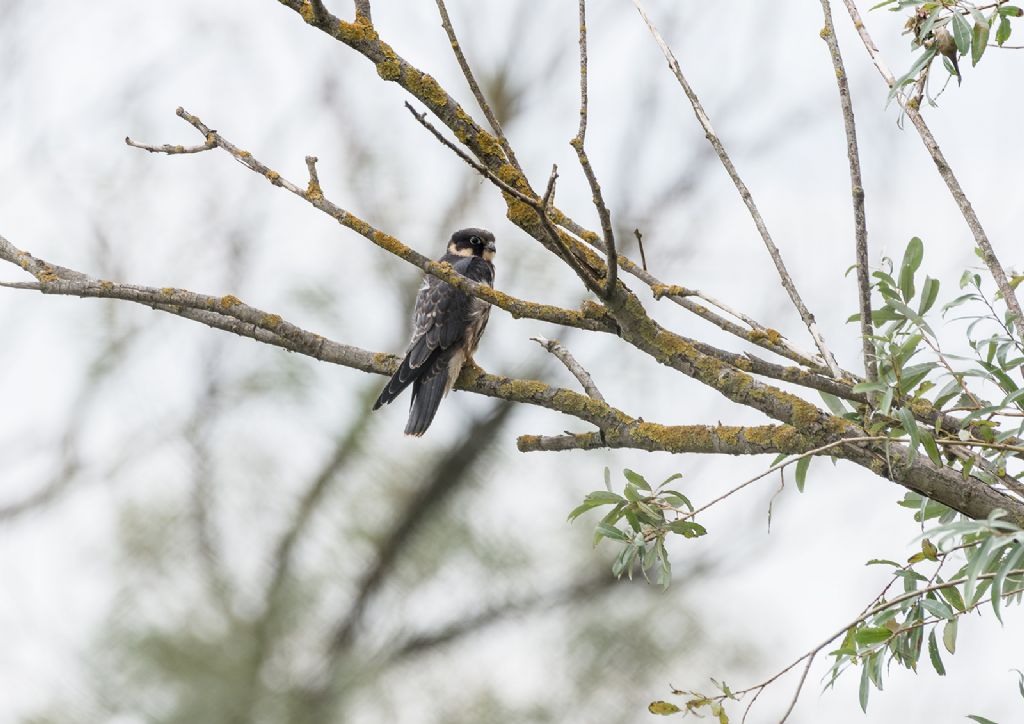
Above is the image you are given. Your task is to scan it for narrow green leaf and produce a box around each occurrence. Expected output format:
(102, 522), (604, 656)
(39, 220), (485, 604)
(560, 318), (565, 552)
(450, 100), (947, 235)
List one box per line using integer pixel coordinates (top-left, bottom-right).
(943, 617), (958, 654)
(899, 237), (924, 302)
(819, 391), (849, 417)
(659, 472), (683, 488)
(938, 580), (966, 613)
(897, 407), (921, 462)
(951, 12), (972, 54)
(992, 543), (1024, 624)
(567, 491), (625, 521)
(667, 520), (707, 539)
(928, 630), (946, 676)
(919, 429), (943, 467)
(595, 522), (628, 543)
(965, 536), (999, 604)
(623, 468), (651, 490)
(795, 457), (811, 493)
(997, 15), (1012, 44)
(854, 626), (892, 646)
(966, 715), (999, 724)
(866, 558), (903, 567)
(972, 20), (991, 65)
(859, 662), (870, 713)
(852, 381), (888, 394)
(1000, 6), (1024, 17)
(919, 597), (954, 620)
(919, 277), (941, 314)
(662, 491), (694, 512)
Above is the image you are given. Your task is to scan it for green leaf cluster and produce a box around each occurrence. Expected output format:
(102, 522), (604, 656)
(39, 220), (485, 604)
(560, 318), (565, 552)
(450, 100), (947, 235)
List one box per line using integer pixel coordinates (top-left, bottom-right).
(872, 1), (1023, 105)
(568, 468), (705, 589)
(828, 514), (1024, 714)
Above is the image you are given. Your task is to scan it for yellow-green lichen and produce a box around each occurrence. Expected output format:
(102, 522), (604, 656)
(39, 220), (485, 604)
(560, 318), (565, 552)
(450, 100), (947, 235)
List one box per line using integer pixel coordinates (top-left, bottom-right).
(220, 294), (242, 308)
(99, 280), (114, 290)
(506, 199), (536, 228)
(749, 328), (783, 345)
(161, 287), (175, 296)
(265, 170), (280, 183)
(376, 59), (401, 81)
(260, 314), (282, 328)
(336, 19), (379, 44)
(474, 130), (504, 161)
(402, 68), (449, 109)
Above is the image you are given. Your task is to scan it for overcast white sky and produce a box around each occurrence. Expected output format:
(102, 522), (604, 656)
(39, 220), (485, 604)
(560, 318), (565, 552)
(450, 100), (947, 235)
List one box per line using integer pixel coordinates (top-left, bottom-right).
(1, 1), (1022, 722)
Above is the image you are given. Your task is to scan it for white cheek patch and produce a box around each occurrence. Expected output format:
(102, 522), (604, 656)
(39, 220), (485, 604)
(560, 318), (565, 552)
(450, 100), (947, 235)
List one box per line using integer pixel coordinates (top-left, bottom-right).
(483, 249), (496, 262)
(448, 243), (476, 257)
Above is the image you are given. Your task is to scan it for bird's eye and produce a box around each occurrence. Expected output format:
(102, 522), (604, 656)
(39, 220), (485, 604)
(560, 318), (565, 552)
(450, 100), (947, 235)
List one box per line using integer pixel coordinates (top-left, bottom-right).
(469, 235), (481, 245)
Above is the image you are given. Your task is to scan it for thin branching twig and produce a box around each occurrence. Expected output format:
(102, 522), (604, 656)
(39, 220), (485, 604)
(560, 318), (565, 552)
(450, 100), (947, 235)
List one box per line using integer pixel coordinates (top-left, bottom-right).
(818, 0), (878, 392)
(840, 0), (1023, 326)
(434, 0), (524, 177)
(631, 0), (843, 378)
(570, 0), (618, 299)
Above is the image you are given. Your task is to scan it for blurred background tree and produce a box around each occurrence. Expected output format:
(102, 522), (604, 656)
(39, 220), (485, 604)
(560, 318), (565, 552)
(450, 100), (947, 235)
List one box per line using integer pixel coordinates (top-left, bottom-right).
(2, 1), (1022, 723)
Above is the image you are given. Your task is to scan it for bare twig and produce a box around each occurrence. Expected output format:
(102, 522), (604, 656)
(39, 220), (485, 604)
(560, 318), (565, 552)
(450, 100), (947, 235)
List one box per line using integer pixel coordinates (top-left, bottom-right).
(570, 0), (618, 300)
(124, 135), (215, 155)
(631, 0), (843, 378)
(434, 0), (525, 177)
(778, 651), (816, 724)
(679, 436), (886, 523)
(633, 228), (648, 271)
(402, 102), (606, 292)
(305, 154), (322, 198)
(731, 564), (1024, 720)
(531, 336), (605, 402)
(541, 164), (559, 208)
(818, 0), (878, 392)
(126, 107), (612, 333)
(840, 0), (1023, 327)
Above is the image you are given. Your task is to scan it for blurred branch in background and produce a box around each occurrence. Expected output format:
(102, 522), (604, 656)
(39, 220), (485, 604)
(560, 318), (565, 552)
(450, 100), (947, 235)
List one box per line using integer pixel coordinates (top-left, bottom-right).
(2, 6), (759, 723)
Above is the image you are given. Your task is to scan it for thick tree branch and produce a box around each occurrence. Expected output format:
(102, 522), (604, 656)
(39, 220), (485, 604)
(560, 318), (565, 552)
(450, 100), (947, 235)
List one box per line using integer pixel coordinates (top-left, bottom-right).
(840, 0), (1023, 326)
(272, 0), (618, 302)
(433, 0), (524, 177)
(4, 231), (1023, 524)
(631, 0), (843, 378)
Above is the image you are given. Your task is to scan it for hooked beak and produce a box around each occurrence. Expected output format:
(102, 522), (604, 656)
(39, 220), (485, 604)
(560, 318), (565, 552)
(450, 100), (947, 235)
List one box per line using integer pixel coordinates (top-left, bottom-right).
(485, 240), (496, 255)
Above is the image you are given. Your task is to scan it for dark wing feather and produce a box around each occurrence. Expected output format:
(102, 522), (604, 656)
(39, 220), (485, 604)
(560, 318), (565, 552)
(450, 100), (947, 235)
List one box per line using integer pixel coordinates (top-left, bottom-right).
(373, 256), (479, 410)
(373, 253), (495, 434)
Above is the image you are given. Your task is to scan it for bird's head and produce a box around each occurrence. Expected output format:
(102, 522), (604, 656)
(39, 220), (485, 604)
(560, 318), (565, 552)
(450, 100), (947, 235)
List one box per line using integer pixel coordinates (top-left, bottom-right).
(448, 228), (496, 262)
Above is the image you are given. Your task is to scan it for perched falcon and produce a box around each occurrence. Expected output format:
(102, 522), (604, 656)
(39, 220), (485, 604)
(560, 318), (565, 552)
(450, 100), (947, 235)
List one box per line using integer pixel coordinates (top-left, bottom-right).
(373, 228), (496, 436)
